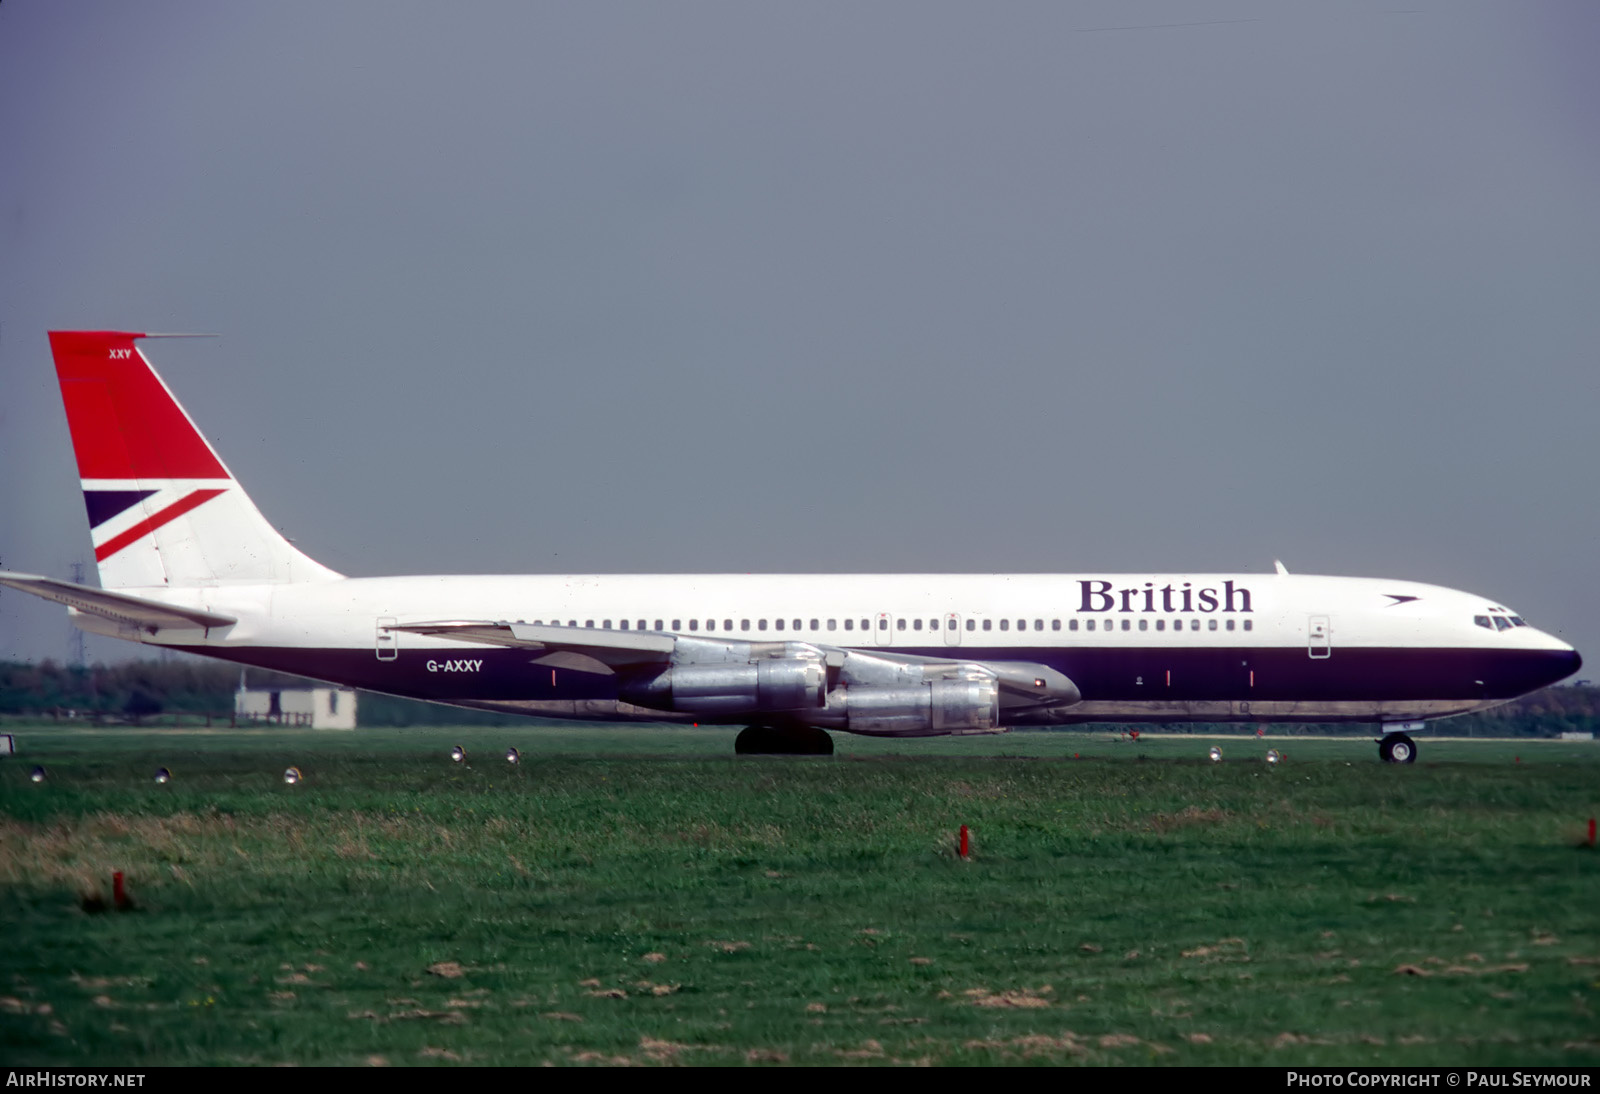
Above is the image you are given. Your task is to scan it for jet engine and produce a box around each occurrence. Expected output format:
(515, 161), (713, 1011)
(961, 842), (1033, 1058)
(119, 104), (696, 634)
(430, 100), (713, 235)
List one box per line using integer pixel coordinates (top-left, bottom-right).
(799, 649), (1005, 736)
(816, 676), (1002, 736)
(619, 639), (827, 715)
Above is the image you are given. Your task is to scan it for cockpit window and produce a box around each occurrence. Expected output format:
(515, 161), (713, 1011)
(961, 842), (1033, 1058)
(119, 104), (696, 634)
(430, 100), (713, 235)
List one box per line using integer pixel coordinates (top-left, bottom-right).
(1510, 616), (1526, 627)
(1474, 616), (1492, 630)
(1493, 616), (1511, 631)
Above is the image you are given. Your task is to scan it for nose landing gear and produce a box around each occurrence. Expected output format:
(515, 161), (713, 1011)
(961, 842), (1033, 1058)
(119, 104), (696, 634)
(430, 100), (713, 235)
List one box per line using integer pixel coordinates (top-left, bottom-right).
(1378, 731), (1417, 764)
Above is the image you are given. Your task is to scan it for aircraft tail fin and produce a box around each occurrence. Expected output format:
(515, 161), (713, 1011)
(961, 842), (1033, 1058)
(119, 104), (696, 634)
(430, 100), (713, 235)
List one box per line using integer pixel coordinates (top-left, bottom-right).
(48, 331), (342, 589)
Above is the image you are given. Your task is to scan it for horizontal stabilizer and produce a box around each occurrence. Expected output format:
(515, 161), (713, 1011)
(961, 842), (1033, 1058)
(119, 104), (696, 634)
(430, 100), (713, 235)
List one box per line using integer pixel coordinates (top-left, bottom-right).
(0, 572), (236, 632)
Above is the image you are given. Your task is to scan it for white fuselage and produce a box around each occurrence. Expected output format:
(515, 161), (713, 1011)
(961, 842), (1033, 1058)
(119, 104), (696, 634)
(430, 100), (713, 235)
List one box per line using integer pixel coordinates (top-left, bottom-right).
(81, 570), (1579, 727)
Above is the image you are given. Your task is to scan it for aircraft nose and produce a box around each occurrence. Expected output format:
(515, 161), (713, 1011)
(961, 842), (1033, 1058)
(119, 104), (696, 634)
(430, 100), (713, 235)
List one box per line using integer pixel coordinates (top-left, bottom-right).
(1552, 647), (1582, 682)
(1532, 645), (1582, 690)
(1481, 643), (1581, 699)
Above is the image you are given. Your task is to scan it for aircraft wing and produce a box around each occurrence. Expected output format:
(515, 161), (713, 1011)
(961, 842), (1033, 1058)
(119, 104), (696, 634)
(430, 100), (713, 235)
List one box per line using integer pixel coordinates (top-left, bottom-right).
(0, 571), (237, 633)
(393, 620), (675, 674)
(391, 619), (1078, 707)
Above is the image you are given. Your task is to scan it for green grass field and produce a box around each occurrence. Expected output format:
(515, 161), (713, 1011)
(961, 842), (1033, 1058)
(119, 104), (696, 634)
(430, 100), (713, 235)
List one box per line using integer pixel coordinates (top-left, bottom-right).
(2, 725), (1596, 1066)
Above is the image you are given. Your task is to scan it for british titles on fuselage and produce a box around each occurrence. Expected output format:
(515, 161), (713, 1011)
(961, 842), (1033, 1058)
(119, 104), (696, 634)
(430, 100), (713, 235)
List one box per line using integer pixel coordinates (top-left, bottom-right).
(1076, 579), (1252, 615)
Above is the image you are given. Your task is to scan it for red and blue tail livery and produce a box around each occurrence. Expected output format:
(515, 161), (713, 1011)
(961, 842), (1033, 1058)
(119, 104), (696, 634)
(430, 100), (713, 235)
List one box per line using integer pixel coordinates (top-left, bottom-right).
(46, 331), (336, 589)
(2, 331), (1580, 760)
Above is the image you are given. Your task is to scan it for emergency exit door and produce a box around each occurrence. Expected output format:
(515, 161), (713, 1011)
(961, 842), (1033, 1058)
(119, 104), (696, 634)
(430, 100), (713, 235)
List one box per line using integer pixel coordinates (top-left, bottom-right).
(1307, 615), (1331, 659)
(376, 617), (398, 661)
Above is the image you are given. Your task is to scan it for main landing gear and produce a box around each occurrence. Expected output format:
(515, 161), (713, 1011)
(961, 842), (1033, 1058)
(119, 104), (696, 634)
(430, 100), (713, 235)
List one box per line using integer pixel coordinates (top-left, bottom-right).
(734, 724), (835, 756)
(1378, 731), (1418, 764)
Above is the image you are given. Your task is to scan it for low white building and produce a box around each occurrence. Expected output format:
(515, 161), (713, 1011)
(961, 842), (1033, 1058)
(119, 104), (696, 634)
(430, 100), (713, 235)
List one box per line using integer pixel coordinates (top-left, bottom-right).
(235, 686), (357, 729)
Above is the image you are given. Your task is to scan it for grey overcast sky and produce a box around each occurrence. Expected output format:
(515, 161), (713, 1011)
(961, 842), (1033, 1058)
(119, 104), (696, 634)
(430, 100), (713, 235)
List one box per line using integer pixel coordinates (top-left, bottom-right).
(2, 1), (1596, 668)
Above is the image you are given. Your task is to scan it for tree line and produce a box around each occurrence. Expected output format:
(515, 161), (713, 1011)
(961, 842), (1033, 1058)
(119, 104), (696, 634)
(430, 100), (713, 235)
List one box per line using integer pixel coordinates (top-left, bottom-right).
(0, 660), (526, 727)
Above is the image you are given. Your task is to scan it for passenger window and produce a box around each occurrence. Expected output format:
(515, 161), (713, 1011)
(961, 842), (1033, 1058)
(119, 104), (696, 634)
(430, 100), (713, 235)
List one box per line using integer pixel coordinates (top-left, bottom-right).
(689, 620), (698, 631)
(811, 619), (819, 630)
(1069, 619), (1078, 632)
(741, 619), (751, 631)
(655, 620), (664, 631)
(1085, 619), (1094, 631)
(603, 620), (611, 629)
(759, 619), (768, 631)
(724, 619), (732, 631)
(774, 618), (784, 631)
(897, 618), (907, 631)
(966, 619), (975, 631)
(1191, 620), (1200, 631)
(861, 620), (869, 631)
(585, 620), (594, 628)
(619, 620), (628, 630)
(1243, 620), (1252, 632)
(671, 619), (680, 630)
(1225, 619), (1235, 631)
(931, 618), (939, 630)
(639, 620), (647, 631)
(1155, 619), (1164, 631)
(1121, 619), (1131, 631)
(568, 620), (577, 628)
(827, 619), (836, 630)
(913, 619), (923, 631)
(1208, 619), (1218, 631)
(1017, 619), (1026, 631)
(794, 619), (802, 631)
(1000, 619), (1010, 631)
(983, 619), (992, 631)
(704, 619), (714, 631)
(1138, 619), (1148, 631)
(1034, 620), (1043, 631)
(844, 619), (854, 631)
(1052, 619), (1060, 631)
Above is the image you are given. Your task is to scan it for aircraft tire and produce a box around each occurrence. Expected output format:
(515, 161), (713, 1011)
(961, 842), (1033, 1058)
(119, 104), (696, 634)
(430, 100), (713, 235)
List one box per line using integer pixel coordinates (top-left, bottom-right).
(735, 724), (834, 756)
(1379, 732), (1417, 764)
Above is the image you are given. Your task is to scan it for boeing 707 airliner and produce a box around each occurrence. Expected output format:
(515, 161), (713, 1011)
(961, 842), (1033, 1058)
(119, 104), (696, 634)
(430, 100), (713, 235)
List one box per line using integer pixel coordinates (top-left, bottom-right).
(1, 332), (1580, 760)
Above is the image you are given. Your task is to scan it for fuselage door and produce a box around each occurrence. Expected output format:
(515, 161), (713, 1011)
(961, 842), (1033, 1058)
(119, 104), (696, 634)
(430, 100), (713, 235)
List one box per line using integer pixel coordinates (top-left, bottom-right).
(944, 613), (961, 647)
(376, 616), (398, 661)
(875, 612), (894, 647)
(1307, 614), (1331, 659)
